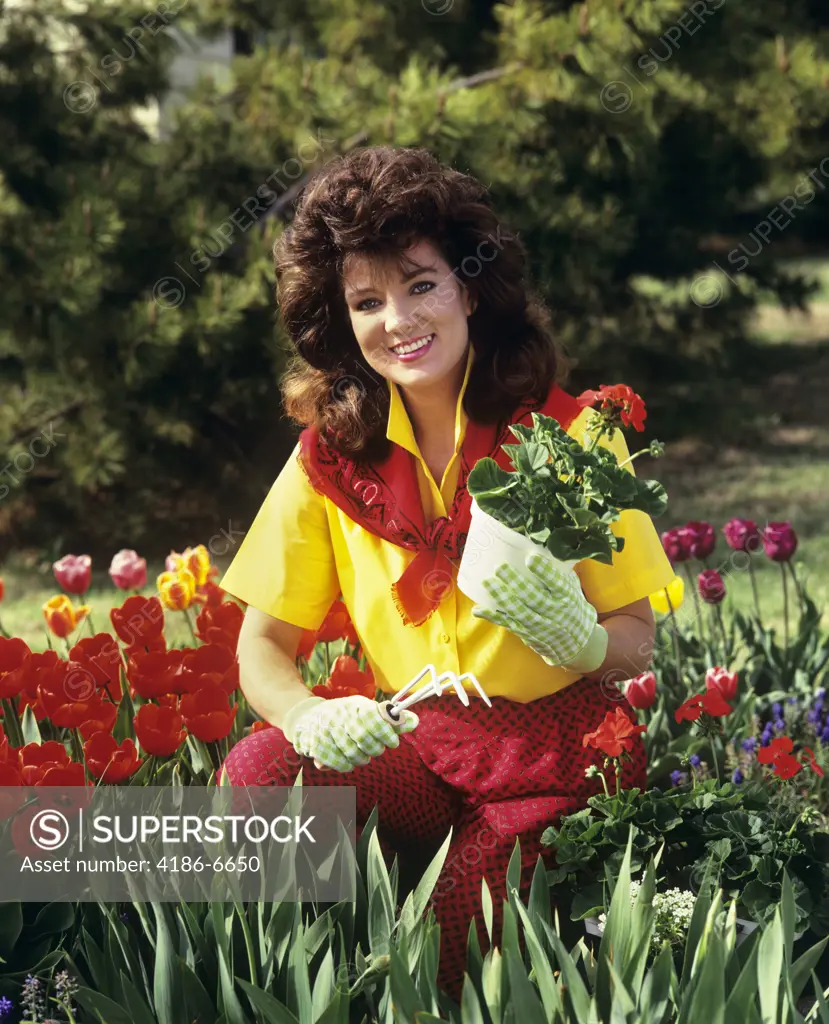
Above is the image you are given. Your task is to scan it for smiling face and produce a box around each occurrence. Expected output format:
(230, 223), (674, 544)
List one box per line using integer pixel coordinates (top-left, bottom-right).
(341, 239), (475, 395)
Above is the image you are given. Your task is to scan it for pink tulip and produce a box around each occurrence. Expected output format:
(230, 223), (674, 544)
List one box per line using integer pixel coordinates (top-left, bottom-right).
(705, 666), (738, 703)
(698, 569), (726, 605)
(661, 529), (692, 564)
(109, 549), (147, 590)
(625, 671), (657, 710)
(761, 522), (798, 562)
(679, 520), (716, 560)
(721, 518), (762, 554)
(52, 554), (92, 596)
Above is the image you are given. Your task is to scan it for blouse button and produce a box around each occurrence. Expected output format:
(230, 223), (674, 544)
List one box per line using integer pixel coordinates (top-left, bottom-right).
(441, 633), (451, 644)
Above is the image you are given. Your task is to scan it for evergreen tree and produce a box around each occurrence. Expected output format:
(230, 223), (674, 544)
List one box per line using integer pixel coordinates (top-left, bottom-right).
(2, 0), (828, 556)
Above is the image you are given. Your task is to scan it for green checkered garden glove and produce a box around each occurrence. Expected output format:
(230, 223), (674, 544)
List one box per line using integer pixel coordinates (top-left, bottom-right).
(471, 552), (609, 672)
(281, 695), (419, 773)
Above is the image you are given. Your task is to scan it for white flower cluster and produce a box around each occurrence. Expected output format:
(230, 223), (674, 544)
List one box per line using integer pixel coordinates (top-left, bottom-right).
(596, 880), (696, 949)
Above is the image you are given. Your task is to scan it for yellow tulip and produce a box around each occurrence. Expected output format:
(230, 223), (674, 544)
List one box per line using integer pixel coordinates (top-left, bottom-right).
(169, 545), (212, 587)
(42, 594), (91, 638)
(157, 567), (197, 611)
(649, 575), (684, 616)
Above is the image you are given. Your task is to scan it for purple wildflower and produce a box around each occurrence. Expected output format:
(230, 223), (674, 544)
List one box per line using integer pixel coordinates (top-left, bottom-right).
(0, 997), (12, 1020)
(689, 754), (701, 767)
(773, 719), (786, 731)
(670, 770), (686, 787)
(732, 768), (744, 784)
(741, 737), (756, 752)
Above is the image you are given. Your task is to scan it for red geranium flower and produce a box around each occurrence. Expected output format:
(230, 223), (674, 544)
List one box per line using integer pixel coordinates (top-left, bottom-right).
(312, 655), (375, 700)
(84, 734), (143, 783)
(576, 384), (647, 431)
(675, 689), (733, 723)
(134, 703), (187, 757)
(582, 707), (647, 758)
(195, 600), (244, 650)
(180, 684), (237, 742)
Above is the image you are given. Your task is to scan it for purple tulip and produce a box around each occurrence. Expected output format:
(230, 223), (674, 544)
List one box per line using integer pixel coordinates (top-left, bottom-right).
(722, 518), (762, 554)
(661, 528), (692, 564)
(761, 521), (798, 562)
(698, 569), (726, 605)
(679, 520), (716, 560)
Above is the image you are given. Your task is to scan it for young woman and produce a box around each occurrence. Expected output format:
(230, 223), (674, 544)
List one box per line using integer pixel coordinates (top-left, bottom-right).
(219, 145), (674, 1000)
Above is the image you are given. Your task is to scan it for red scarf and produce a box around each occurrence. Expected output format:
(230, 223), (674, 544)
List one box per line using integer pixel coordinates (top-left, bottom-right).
(297, 382), (582, 626)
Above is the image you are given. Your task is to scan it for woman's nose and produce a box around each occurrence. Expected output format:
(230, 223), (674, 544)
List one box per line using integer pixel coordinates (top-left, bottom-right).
(385, 295), (428, 335)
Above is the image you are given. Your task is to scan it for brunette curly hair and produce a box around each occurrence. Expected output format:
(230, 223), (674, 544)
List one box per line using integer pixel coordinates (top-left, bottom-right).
(274, 145), (570, 461)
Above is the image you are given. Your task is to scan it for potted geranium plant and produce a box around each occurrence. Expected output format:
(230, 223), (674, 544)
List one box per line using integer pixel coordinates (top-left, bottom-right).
(457, 384), (668, 607)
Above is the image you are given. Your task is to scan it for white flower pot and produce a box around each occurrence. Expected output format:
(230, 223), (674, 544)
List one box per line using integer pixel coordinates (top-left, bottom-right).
(457, 497), (578, 610)
(735, 916), (803, 944)
(584, 916), (604, 937)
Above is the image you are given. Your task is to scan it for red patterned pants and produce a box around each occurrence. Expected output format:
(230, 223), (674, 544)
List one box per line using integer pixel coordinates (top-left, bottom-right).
(220, 677), (645, 1002)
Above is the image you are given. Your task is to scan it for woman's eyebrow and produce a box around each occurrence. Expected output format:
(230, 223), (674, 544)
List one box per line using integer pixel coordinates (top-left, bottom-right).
(345, 264), (438, 299)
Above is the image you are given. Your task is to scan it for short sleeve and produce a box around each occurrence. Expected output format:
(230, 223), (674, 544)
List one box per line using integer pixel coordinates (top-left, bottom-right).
(218, 441), (340, 630)
(570, 412), (675, 614)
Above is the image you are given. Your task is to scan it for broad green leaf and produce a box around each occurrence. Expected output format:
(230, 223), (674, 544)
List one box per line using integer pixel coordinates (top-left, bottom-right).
(0, 903), (23, 959)
(73, 987), (142, 1024)
(757, 913), (784, 1024)
(237, 980), (300, 1024)
(21, 702), (41, 744)
(151, 901), (178, 1024)
(503, 945), (549, 1024)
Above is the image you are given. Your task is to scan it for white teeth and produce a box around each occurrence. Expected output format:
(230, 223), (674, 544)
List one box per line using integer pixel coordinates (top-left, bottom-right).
(391, 334), (434, 356)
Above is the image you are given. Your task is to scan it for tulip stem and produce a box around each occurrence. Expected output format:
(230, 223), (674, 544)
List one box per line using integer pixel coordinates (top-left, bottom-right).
(86, 613), (97, 637)
(786, 561), (806, 621)
(682, 564), (706, 645)
(781, 563), (790, 652)
(182, 607), (198, 646)
(713, 604), (729, 661)
(748, 561), (762, 623)
(710, 737), (721, 785)
(666, 591), (684, 687)
(0, 616), (10, 639)
(1, 698), (24, 747)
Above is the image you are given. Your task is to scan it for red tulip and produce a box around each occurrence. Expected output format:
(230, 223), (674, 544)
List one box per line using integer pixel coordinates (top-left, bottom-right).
(18, 741), (71, 785)
(721, 518), (762, 554)
(180, 684), (237, 742)
(0, 761), (24, 820)
(661, 528), (692, 565)
(312, 655), (375, 700)
(582, 707), (647, 758)
(110, 595), (165, 648)
(678, 521), (716, 560)
(37, 762), (89, 787)
(0, 637), (32, 699)
(761, 522), (798, 562)
(127, 649), (184, 700)
(75, 701), (119, 740)
(180, 644), (239, 696)
(698, 569), (726, 605)
(68, 633), (124, 701)
(195, 601), (244, 650)
(625, 671), (657, 710)
(108, 548), (148, 590)
(84, 734), (143, 783)
(134, 703), (186, 756)
(705, 666), (738, 702)
(53, 554), (92, 595)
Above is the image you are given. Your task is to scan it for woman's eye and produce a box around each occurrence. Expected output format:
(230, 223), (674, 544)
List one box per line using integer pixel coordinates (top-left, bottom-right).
(355, 280), (435, 312)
